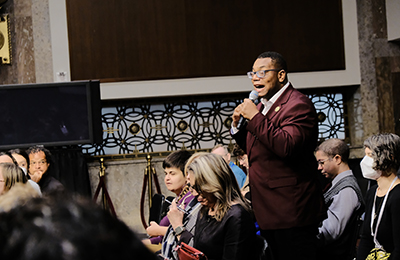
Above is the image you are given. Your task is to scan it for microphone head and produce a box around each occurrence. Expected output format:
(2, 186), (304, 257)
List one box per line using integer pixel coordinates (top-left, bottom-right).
(249, 90), (259, 101)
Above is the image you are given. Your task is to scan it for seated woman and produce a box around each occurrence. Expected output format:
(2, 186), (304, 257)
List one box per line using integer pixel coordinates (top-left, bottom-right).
(160, 188), (201, 260)
(142, 150), (194, 245)
(8, 149), (42, 196)
(356, 133), (400, 260)
(168, 152), (259, 260)
(0, 163), (28, 195)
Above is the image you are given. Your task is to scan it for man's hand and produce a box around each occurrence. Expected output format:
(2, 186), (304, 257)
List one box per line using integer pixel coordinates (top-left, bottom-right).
(232, 107), (242, 128)
(232, 98), (259, 127)
(29, 172), (43, 183)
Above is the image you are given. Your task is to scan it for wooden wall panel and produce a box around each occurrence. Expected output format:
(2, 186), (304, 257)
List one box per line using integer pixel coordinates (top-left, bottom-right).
(66, 0), (344, 82)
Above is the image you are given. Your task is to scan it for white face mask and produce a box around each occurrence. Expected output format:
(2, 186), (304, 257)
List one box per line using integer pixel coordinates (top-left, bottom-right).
(360, 155), (381, 180)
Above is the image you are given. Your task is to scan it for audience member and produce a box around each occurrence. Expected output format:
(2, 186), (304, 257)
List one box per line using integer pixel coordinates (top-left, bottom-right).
(0, 194), (158, 260)
(168, 152), (260, 260)
(160, 188), (201, 260)
(232, 144), (262, 237)
(0, 182), (39, 212)
(8, 149), (29, 172)
(315, 139), (363, 259)
(211, 144), (247, 188)
(26, 145), (64, 195)
(2, 149), (42, 196)
(231, 51), (326, 260)
(232, 143), (249, 170)
(232, 144), (250, 195)
(142, 150), (194, 246)
(0, 163), (27, 195)
(356, 133), (400, 260)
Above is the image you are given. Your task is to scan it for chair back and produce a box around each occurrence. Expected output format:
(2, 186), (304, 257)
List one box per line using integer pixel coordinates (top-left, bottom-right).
(148, 193), (165, 224)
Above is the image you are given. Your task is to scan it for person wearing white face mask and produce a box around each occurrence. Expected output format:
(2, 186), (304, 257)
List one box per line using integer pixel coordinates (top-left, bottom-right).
(360, 155), (382, 180)
(356, 133), (400, 260)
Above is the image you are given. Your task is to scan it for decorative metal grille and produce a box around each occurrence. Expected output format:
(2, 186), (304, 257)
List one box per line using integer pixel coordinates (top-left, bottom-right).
(309, 93), (345, 141)
(81, 92), (346, 156)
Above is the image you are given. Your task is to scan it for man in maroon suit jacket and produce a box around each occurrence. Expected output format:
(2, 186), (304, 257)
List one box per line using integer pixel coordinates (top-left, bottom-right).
(232, 51), (326, 260)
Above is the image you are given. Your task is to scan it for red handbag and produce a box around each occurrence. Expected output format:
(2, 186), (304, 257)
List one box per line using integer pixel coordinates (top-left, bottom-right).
(174, 242), (207, 260)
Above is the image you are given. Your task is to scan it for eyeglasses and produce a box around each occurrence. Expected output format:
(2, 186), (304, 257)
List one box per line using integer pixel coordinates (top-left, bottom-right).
(30, 160), (47, 166)
(317, 158), (330, 166)
(247, 69), (281, 79)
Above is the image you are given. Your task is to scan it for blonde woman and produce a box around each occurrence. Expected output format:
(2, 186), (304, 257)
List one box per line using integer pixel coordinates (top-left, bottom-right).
(168, 152), (259, 260)
(0, 163), (27, 195)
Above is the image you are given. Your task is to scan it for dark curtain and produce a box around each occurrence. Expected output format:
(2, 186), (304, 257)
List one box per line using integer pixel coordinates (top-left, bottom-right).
(47, 146), (92, 197)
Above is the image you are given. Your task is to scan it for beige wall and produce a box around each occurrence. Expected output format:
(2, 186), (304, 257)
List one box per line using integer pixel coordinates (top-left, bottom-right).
(88, 157), (175, 233)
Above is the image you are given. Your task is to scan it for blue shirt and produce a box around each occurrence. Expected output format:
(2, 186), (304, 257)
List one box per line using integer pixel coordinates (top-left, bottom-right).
(229, 161), (247, 188)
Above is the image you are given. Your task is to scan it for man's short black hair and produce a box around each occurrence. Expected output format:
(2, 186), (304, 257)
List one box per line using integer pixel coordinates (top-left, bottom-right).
(162, 150), (192, 175)
(257, 51), (288, 72)
(315, 138), (350, 163)
(26, 145), (52, 164)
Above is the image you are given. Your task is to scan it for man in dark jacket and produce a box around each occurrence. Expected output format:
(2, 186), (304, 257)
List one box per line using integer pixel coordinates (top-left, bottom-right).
(232, 51), (326, 260)
(27, 145), (64, 195)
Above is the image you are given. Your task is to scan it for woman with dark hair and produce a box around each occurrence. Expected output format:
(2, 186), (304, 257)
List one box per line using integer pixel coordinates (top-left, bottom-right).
(168, 152), (259, 260)
(7, 149), (42, 196)
(142, 150), (194, 246)
(8, 149), (29, 173)
(356, 133), (400, 259)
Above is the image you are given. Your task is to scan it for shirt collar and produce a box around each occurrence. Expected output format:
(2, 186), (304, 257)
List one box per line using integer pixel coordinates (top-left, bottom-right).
(261, 82), (290, 106)
(331, 169), (353, 186)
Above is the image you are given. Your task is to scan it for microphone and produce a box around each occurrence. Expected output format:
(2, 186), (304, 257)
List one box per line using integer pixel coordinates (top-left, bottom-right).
(236, 90), (259, 130)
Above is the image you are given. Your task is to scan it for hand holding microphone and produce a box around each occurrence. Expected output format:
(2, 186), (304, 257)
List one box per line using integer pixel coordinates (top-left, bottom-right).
(234, 90), (259, 130)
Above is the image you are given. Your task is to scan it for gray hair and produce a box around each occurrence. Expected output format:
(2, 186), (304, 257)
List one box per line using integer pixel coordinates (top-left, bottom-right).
(211, 144), (229, 154)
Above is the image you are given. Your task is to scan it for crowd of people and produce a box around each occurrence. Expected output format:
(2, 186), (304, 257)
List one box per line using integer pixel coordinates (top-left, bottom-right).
(0, 51), (399, 260)
(143, 51), (400, 260)
(0, 145), (159, 260)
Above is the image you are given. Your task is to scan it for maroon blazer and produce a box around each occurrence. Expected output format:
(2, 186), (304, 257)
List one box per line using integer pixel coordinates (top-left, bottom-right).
(233, 84), (326, 230)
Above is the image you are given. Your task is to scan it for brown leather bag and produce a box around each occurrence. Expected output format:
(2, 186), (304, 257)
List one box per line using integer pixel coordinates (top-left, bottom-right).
(174, 242), (207, 260)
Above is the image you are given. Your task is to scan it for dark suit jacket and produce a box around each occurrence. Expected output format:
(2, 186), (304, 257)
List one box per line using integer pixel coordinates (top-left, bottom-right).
(38, 172), (65, 195)
(233, 84), (326, 230)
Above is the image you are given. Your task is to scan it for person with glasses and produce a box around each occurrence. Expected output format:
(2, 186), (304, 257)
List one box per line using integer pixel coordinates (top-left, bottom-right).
(231, 51), (326, 260)
(211, 144), (247, 188)
(0, 152), (42, 196)
(167, 152), (261, 260)
(315, 139), (363, 260)
(26, 145), (64, 195)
